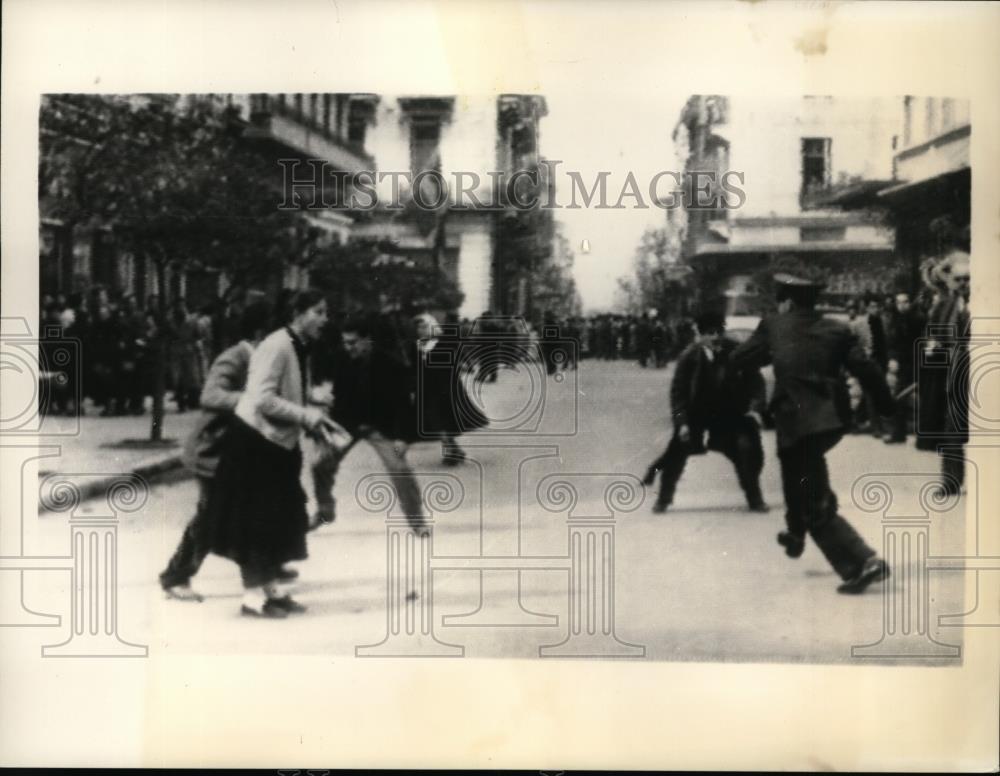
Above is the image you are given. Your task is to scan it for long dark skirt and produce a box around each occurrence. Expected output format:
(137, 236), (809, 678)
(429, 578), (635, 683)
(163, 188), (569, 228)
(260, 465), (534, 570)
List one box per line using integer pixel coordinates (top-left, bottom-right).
(206, 418), (308, 585)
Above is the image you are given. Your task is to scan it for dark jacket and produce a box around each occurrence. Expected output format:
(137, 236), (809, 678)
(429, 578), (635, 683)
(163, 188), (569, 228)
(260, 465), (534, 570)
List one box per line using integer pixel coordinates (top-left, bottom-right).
(732, 309), (894, 449)
(330, 347), (413, 440)
(671, 338), (766, 440)
(885, 307), (927, 372)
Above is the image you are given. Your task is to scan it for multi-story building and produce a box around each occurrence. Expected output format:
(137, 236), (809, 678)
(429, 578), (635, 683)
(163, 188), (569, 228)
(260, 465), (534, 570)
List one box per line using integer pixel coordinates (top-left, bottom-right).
(674, 95), (902, 313)
(876, 97), (971, 274)
(40, 92), (552, 319)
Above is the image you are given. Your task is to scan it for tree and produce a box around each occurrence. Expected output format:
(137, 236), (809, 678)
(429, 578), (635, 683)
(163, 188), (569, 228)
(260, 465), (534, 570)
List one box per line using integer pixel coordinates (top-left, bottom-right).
(309, 237), (464, 316)
(617, 223), (695, 319)
(40, 94), (323, 440)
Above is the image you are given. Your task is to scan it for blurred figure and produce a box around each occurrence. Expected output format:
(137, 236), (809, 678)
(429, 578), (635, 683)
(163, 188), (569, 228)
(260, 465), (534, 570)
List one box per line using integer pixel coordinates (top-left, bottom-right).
(309, 314), (420, 529)
(206, 290), (345, 618)
(168, 301), (204, 412)
(412, 312), (489, 465)
(732, 273), (895, 594)
(160, 300), (274, 602)
(643, 310), (769, 514)
(884, 292), (925, 444)
(917, 251), (971, 496)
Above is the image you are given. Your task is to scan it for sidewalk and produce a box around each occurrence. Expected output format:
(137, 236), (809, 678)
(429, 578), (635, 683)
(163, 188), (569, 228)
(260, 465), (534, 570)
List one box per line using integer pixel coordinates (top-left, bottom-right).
(36, 404), (201, 509)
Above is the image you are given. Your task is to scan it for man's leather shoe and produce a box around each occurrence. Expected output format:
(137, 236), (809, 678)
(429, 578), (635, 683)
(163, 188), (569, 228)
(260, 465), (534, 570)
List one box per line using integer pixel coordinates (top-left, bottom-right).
(641, 467), (657, 487)
(747, 501), (770, 513)
(837, 557), (889, 594)
(777, 531), (805, 558)
(651, 501), (669, 514)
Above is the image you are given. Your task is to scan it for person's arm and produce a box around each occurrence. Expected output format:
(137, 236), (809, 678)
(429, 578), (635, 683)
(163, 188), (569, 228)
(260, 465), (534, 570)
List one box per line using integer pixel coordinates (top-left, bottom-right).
(199, 346), (247, 412)
(845, 331), (895, 415)
(670, 346), (696, 430)
(746, 367), (767, 418)
(730, 319), (773, 370)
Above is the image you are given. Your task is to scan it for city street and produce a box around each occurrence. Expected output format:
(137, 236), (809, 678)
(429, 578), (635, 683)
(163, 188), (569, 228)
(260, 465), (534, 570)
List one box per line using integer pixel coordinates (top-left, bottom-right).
(25, 358), (967, 664)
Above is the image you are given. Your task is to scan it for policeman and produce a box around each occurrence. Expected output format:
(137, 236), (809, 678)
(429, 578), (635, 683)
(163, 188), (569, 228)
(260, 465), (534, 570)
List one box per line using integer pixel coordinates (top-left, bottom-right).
(731, 272), (895, 594)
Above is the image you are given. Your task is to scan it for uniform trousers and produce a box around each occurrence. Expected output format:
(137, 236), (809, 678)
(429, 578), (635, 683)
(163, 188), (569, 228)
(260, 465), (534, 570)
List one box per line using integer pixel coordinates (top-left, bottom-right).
(778, 430), (875, 581)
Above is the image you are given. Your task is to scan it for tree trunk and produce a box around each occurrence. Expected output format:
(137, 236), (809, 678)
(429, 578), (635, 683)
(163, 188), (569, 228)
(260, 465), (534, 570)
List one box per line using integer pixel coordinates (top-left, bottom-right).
(149, 260), (168, 442)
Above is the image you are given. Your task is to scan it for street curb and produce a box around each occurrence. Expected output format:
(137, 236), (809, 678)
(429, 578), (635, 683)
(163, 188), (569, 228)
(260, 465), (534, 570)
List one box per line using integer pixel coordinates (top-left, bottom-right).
(39, 454), (187, 513)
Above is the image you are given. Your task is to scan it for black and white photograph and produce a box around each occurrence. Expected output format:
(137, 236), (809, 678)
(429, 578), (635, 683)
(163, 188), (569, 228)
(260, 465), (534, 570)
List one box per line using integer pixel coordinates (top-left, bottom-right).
(2, 1), (999, 771)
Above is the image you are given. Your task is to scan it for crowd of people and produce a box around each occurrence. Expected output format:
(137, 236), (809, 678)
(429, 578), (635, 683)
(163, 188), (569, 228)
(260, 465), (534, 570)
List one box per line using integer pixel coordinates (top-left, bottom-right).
(38, 287), (246, 418)
(39, 248), (971, 615)
(840, 250), (971, 493)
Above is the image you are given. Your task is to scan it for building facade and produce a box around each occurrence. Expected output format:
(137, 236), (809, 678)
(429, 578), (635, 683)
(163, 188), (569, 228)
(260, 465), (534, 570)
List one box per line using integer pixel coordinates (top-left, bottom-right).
(674, 95), (903, 313)
(40, 92), (552, 319)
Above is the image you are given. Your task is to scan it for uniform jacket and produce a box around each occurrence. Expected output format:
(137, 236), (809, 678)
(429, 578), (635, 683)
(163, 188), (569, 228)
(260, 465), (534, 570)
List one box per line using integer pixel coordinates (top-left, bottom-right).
(731, 309), (894, 449)
(235, 327), (314, 450)
(671, 338), (766, 439)
(182, 340), (253, 478)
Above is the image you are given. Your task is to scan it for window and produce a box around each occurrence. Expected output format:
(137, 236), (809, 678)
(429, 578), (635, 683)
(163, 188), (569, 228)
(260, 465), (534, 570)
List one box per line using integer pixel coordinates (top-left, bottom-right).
(293, 93), (303, 118)
(801, 137), (831, 200)
(309, 94), (318, 125)
(348, 116), (367, 147)
(925, 98), (937, 139)
(941, 98), (954, 131)
(410, 120), (441, 175)
(902, 96), (913, 147)
(322, 95), (332, 132)
(800, 226), (846, 242)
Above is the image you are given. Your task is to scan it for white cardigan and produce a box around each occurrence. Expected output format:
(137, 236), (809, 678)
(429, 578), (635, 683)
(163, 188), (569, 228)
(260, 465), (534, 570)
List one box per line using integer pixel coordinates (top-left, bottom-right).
(235, 328), (316, 450)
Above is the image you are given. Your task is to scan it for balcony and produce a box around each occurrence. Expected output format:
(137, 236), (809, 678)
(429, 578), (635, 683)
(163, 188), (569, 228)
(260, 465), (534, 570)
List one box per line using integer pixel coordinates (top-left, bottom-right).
(245, 94), (374, 173)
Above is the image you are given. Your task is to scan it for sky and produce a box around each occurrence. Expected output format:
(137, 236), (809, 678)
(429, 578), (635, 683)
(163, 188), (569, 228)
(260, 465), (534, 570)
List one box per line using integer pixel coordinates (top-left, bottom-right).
(537, 91), (689, 313)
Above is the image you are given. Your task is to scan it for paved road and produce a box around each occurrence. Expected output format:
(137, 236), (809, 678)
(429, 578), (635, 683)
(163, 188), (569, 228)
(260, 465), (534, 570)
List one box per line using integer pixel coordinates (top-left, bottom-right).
(24, 359), (968, 663)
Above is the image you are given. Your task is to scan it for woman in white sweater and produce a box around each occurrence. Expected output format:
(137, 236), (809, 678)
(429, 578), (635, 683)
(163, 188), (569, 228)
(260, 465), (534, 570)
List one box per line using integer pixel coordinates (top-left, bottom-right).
(206, 290), (347, 618)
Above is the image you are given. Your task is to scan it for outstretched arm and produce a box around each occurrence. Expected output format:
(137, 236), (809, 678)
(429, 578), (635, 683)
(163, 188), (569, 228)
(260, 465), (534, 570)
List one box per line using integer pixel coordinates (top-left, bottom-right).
(731, 319), (773, 370)
(846, 334), (895, 417)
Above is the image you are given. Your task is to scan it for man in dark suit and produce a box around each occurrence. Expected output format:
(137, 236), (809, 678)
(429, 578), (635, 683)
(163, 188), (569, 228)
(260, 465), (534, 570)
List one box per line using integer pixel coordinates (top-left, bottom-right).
(643, 310), (769, 514)
(309, 315), (423, 529)
(731, 273), (896, 594)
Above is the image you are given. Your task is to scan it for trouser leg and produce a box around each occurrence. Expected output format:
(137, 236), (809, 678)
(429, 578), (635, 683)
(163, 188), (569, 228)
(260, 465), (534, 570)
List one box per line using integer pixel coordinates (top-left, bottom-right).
(718, 423), (765, 507)
(159, 476), (212, 588)
(778, 451), (807, 538)
(941, 447), (965, 490)
(788, 433), (876, 580)
(310, 442), (349, 521)
(366, 433), (425, 526)
(655, 435), (689, 507)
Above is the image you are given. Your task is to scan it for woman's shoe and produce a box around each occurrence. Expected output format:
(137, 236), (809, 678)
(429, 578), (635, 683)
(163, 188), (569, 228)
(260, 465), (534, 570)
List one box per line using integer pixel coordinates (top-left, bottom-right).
(240, 599), (289, 619)
(270, 596), (307, 614)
